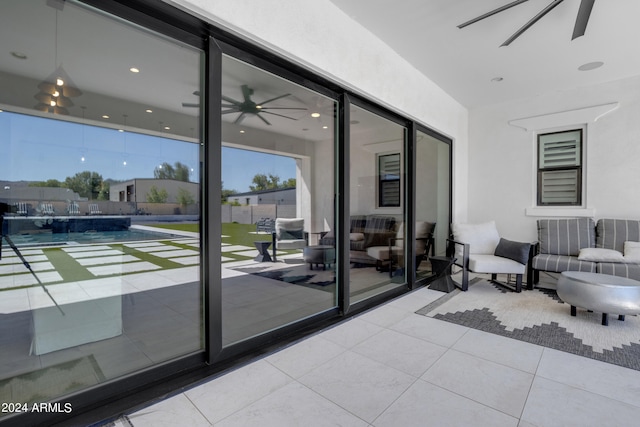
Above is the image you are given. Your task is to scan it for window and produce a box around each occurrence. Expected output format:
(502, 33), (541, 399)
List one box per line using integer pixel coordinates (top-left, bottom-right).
(378, 153), (401, 207)
(537, 129), (582, 206)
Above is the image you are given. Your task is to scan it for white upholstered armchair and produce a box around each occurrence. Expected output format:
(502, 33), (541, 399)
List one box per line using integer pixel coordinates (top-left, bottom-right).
(448, 221), (532, 292)
(271, 218), (308, 262)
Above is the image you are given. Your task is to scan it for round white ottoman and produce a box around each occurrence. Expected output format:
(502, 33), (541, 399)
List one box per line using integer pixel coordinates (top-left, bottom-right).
(557, 271), (640, 326)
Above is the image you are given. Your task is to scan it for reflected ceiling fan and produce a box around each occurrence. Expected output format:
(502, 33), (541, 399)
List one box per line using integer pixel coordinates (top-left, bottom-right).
(458, 0), (595, 46)
(221, 84), (307, 125)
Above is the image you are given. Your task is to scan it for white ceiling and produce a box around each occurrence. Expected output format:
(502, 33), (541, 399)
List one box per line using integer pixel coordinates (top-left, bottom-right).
(330, 0), (640, 108)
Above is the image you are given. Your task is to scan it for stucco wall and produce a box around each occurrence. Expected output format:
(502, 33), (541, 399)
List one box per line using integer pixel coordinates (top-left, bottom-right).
(468, 75), (640, 242)
(167, 0), (469, 223)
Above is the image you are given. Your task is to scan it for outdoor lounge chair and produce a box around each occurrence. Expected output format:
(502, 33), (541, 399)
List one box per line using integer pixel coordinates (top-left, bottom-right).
(67, 201), (80, 215)
(39, 202), (55, 216)
(15, 202), (28, 216)
(448, 221), (532, 292)
(271, 218), (308, 262)
(89, 204), (102, 215)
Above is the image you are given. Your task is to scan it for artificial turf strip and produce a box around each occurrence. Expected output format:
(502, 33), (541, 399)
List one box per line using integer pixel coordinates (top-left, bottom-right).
(43, 248), (96, 283)
(114, 243), (186, 270)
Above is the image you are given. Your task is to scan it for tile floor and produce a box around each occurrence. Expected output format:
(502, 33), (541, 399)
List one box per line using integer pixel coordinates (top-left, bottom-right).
(119, 285), (640, 427)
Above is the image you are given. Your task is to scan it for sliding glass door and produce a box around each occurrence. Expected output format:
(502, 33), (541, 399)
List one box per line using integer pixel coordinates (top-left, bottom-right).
(0, 0), (203, 411)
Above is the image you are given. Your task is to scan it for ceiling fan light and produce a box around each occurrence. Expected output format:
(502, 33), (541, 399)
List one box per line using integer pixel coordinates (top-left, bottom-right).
(50, 100), (57, 107)
(56, 78), (64, 86)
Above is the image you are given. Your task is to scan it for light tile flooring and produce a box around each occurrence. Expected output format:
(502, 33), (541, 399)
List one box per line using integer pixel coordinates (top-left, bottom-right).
(122, 286), (640, 427)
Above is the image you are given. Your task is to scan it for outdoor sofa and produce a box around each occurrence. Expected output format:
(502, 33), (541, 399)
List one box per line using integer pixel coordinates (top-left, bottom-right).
(529, 218), (640, 284)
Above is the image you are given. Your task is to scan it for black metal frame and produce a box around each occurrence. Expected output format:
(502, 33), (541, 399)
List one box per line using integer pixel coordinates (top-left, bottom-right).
(4, 1), (455, 425)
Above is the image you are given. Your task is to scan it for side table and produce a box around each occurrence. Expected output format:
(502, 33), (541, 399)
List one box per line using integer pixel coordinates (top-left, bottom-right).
(429, 255), (458, 293)
(254, 241), (272, 262)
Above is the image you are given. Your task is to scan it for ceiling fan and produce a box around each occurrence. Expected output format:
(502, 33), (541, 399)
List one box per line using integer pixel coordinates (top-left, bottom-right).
(221, 84), (307, 125)
(458, 0), (595, 47)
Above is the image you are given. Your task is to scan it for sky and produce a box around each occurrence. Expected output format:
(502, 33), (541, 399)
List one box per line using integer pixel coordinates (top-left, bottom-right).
(1, 111), (295, 193)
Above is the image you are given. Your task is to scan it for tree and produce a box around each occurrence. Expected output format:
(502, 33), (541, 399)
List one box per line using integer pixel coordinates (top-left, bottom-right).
(29, 179), (63, 188)
(146, 185), (168, 203)
(177, 187), (195, 207)
(249, 173), (280, 191)
(154, 161), (191, 182)
(221, 181), (236, 204)
(64, 171), (103, 200)
(281, 178), (296, 189)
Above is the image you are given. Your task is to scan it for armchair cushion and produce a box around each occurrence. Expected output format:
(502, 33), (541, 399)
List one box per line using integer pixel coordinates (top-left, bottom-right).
(469, 254), (526, 275)
(452, 221), (500, 255)
(275, 218), (304, 240)
(494, 238), (531, 265)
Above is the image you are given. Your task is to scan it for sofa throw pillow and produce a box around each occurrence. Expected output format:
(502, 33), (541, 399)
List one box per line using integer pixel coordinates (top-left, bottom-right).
(494, 238), (531, 265)
(624, 241), (640, 263)
(349, 233), (365, 241)
(280, 229), (303, 240)
(578, 247), (624, 262)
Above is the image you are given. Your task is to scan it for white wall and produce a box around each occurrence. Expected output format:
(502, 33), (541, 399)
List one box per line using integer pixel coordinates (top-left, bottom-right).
(167, 0), (469, 223)
(468, 75), (640, 242)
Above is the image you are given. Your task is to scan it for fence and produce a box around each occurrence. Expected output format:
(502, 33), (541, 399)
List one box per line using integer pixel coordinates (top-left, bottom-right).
(221, 204), (296, 224)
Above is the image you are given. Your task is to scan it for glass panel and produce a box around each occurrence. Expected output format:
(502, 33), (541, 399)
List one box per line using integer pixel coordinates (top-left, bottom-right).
(416, 130), (450, 280)
(0, 1), (202, 411)
(538, 130), (581, 168)
(349, 105), (406, 303)
(221, 55), (337, 346)
(540, 169), (580, 204)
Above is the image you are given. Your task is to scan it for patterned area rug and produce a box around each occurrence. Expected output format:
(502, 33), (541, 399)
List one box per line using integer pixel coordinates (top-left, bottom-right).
(417, 278), (640, 371)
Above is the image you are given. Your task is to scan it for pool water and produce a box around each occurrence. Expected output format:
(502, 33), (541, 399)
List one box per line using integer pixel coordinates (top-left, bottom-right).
(2, 228), (186, 248)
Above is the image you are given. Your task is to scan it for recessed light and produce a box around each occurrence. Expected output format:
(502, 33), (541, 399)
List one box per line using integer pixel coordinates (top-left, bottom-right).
(102, 115), (110, 119)
(311, 112), (320, 118)
(240, 130), (245, 134)
(164, 126), (170, 130)
(11, 51), (27, 60)
(118, 129), (124, 132)
(578, 61), (604, 71)
(322, 126), (328, 129)
(130, 67), (140, 73)
(491, 77), (504, 82)
(145, 109), (153, 113)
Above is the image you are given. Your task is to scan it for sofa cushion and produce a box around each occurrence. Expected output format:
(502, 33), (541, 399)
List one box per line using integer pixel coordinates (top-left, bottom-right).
(469, 254), (525, 275)
(624, 241), (640, 263)
(452, 221), (500, 255)
(275, 218), (304, 240)
(596, 219), (640, 253)
(578, 247), (624, 262)
(532, 254), (596, 273)
(537, 218), (595, 256)
(597, 262), (640, 281)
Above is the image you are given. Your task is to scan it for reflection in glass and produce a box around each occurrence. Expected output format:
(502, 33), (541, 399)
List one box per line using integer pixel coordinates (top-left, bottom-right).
(416, 130), (451, 279)
(0, 0), (202, 411)
(349, 105), (406, 303)
(220, 56), (337, 346)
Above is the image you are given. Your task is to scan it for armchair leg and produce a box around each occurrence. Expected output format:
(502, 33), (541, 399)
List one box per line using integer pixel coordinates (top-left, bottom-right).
(461, 268), (469, 291)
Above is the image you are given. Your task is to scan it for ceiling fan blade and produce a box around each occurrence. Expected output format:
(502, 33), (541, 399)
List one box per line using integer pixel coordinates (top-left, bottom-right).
(222, 108), (241, 115)
(572, 0), (595, 40)
(501, 0), (565, 46)
(262, 111), (298, 121)
(234, 112), (247, 125)
(458, 0), (529, 29)
(241, 85), (254, 102)
(222, 95), (242, 105)
(259, 93), (291, 105)
(261, 107), (307, 110)
(221, 103), (237, 108)
(182, 102), (199, 108)
(257, 114), (271, 126)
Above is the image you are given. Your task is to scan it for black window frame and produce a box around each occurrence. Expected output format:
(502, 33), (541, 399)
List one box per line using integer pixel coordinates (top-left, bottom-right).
(536, 128), (583, 206)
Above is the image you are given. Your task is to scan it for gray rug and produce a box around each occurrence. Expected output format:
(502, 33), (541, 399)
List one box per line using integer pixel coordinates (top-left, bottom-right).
(417, 278), (640, 371)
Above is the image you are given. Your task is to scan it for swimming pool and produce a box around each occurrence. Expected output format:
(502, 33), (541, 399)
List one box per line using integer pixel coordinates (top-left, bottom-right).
(2, 227), (188, 248)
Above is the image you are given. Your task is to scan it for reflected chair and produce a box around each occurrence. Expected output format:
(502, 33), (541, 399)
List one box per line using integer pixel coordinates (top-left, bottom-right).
(271, 218), (308, 262)
(89, 204), (102, 215)
(15, 202), (28, 216)
(447, 221), (532, 292)
(38, 202), (55, 216)
(366, 221), (435, 277)
(67, 201), (80, 215)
